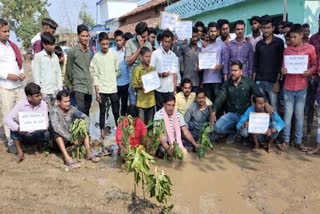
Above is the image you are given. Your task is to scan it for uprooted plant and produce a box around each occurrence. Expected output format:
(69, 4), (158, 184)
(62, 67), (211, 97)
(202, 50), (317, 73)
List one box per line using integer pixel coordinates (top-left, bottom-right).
(197, 122), (214, 158)
(118, 116), (174, 211)
(68, 119), (87, 160)
(164, 141), (184, 161)
(144, 119), (166, 156)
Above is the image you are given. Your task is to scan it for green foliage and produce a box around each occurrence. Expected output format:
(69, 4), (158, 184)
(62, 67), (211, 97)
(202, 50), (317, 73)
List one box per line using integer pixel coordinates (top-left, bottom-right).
(0, 0), (50, 48)
(68, 119), (88, 159)
(79, 3), (95, 28)
(197, 123), (214, 158)
(147, 167), (172, 204)
(144, 120), (166, 156)
(164, 141), (184, 161)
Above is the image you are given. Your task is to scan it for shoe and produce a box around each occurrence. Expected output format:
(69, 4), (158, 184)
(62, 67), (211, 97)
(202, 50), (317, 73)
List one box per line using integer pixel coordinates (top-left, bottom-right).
(226, 134), (237, 144)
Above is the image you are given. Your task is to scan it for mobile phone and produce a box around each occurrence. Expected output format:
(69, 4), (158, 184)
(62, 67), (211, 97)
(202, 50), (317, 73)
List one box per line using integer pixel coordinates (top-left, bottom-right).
(137, 35), (141, 40)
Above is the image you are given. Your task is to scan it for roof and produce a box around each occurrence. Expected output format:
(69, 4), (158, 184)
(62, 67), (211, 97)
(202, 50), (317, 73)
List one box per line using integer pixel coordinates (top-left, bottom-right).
(119, 0), (167, 19)
(108, 16), (159, 38)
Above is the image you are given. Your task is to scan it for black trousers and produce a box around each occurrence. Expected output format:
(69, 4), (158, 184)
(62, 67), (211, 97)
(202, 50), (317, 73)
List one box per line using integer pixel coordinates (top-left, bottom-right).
(99, 93), (120, 129)
(117, 84), (129, 116)
(74, 91), (92, 116)
(155, 91), (174, 111)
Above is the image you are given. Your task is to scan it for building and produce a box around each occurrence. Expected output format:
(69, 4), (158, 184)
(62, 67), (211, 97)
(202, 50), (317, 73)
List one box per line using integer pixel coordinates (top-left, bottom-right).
(117, 0), (169, 34)
(96, 0), (139, 25)
(165, 0), (320, 34)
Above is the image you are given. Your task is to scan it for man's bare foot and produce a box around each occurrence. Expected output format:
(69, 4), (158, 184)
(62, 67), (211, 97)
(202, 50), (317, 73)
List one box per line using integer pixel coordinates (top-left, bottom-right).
(13, 153), (25, 163)
(266, 145), (274, 153)
(65, 160), (81, 168)
(252, 146), (259, 152)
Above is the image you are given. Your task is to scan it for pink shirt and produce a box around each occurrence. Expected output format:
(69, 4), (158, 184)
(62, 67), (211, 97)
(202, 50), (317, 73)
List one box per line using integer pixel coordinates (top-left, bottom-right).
(5, 98), (48, 133)
(283, 42), (317, 91)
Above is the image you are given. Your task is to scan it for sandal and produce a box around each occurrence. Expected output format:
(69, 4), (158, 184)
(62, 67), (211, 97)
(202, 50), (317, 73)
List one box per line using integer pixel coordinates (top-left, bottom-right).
(276, 142), (288, 151)
(86, 155), (100, 163)
(65, 161), (81, 168)
(307, 148), (320, 155)
(295, 144), (308, 152)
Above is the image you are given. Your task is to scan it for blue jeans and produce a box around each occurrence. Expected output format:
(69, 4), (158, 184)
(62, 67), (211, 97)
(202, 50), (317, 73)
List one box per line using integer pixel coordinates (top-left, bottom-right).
(283, 89), (306, 145)
(256, 81), (278, 112)
(214, 112), (241, 135)
(317, 105), (320, 144)
(128, 83), (137, 105)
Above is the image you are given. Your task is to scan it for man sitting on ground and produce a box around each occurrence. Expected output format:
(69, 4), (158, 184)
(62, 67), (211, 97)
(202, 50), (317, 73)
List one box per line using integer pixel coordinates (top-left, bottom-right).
(154, 94), (199, 158)
(50, 90), (100, 168)
(5, 83), (50, 163)
(175, 78), (212, 116)
(236, 94), (285, 153)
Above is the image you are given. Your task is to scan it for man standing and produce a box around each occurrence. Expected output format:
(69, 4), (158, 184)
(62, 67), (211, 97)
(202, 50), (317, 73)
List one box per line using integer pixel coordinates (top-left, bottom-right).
(279, 24), (317, 151)
(112, 30), (130, 116)
(224, 20), (254, 79)
(246, 16), (262, 47)
(217, 19), (236, 45)
(210, 60), (258, 144)
(201, 22), (225, 106)
(125, 22), (152, 105)
(176, 27), (201, 90)
(66, 24), (92, 116)
(0, 19), (26, 150)
(254, 15), (284, 112)
(151, 30), (179, 111)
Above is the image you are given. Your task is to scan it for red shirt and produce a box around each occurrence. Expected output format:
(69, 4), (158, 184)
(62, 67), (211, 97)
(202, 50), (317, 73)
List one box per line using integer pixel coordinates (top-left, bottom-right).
(116, 117), (147, 148)
(283, 42), (317, 91)
(310, 32), (320, 72)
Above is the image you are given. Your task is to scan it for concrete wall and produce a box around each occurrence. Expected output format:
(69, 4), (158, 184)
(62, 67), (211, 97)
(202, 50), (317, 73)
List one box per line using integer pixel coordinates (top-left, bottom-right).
(182, 0), (305, 35)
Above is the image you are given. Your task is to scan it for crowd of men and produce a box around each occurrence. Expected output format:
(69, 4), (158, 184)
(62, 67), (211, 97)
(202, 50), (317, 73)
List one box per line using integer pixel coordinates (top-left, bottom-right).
(0, 13), (320, 168)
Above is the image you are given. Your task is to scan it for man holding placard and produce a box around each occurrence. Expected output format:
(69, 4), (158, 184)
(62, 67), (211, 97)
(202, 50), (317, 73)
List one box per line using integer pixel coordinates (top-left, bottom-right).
(5, 83), (49, 163)
(201, 22), (225, 108)
(280, 24), (317, 151)
(236, 94), (285, 153)
(176, 27), (201, 90)
(150, 30), (179, 111)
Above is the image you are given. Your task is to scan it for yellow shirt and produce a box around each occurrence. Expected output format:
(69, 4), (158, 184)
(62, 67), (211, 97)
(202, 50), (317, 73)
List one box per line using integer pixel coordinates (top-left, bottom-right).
(132, 64), (156, 108)
(175, 92), (212, 116)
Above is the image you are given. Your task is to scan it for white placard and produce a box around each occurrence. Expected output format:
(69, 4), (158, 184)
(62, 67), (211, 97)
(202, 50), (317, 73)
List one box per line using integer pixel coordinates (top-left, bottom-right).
(160, 11), (181, 31)
(162, 56), (179, 73)
(199, 52), (217, 69)
(248, 112), (270, 134)
(174, 21), (193, 39)
(141, 71), (161, 93)
(284, 55), (308, 74)
(18, 112), (47, 132)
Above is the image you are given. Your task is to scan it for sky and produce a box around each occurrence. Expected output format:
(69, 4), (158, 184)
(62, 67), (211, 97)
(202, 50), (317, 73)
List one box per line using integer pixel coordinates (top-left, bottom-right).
(48, 0), (96, 32)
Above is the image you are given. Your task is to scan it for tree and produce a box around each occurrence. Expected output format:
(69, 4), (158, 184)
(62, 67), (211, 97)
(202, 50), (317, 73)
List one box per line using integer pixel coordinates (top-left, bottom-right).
(0, 0), (50, 49)
(79, 3), (95, 28)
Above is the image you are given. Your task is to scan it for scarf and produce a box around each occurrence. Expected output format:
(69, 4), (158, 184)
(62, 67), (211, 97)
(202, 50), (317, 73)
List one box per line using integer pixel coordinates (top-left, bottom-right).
(9, 40), (23, 70)
(162, 108), (187, 154)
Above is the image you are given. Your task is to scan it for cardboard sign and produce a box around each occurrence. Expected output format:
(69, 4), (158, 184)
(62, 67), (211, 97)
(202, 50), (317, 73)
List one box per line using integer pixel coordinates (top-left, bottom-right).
(160, 11), (181, 31)
(141, 71), (161, 93)
(19, 112), (47, 132)
(284, 55), (308, 74)
(248, 112), (270, 134)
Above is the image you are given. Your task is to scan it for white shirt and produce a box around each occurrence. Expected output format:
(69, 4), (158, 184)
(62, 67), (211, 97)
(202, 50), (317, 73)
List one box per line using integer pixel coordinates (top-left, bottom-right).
(217, 33), (236, 43)
(31, 32), (41, 45)
(33, 50), (63, 95)
(246, 31), (263, 49)
(0, 41), (23, 89)
(150, 46), (180, 93)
